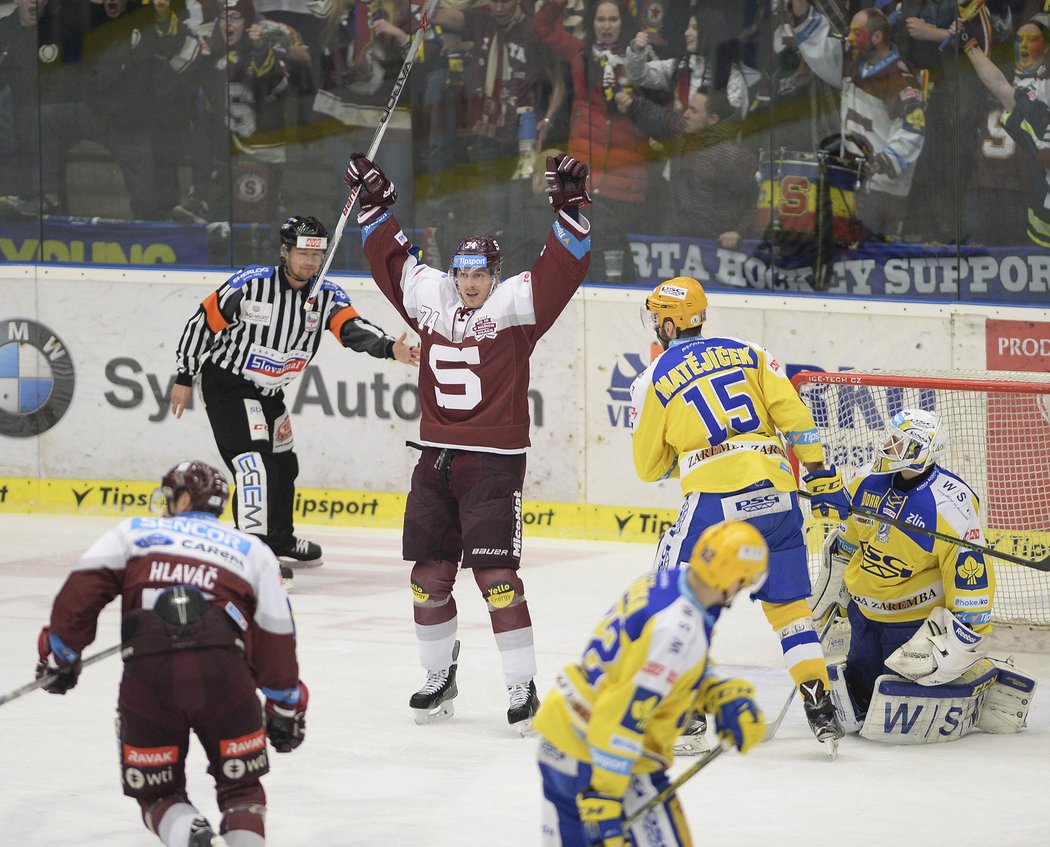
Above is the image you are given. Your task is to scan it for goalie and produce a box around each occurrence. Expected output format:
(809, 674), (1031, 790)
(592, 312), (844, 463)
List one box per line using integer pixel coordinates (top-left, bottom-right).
(811, 409), (1036, 744)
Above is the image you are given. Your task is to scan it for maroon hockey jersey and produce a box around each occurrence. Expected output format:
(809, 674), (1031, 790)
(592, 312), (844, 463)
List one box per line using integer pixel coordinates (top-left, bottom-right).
(361, 209), (590, 452)
(48, 512), (298, 693)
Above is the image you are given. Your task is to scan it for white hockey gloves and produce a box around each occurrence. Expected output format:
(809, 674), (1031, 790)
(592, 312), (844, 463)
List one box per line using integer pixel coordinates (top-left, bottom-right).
(886, 607), (988, 685)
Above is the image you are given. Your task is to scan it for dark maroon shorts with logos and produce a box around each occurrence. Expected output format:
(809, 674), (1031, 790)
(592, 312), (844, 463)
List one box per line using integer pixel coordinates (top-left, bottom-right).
(117, 648), (267, 800)
(403, 448), (527, 569)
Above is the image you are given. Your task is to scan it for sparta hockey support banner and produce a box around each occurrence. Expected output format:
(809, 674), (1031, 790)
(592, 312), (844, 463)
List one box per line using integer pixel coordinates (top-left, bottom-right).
(628, 235), (1050, 303)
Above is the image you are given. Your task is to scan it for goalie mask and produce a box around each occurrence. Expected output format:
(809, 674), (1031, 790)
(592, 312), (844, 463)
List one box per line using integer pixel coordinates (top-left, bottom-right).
(153, 460), (230, 516)
(641, 277), (708, 335)
(872, 409), (947, 476)
(449, 236), (502, 304)
(689, 520), (768, 599)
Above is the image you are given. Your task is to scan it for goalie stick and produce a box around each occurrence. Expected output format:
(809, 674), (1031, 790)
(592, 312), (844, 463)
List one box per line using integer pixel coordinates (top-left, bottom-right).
(624, 744), (726, 826)
(798, 491), (1050, 571)
(303, 0), (440, 312)
(0, 643), (128, 707)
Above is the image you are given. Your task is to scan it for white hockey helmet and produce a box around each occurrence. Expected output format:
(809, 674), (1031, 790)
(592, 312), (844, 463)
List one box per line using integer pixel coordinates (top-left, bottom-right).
(872, 409), (947, 475)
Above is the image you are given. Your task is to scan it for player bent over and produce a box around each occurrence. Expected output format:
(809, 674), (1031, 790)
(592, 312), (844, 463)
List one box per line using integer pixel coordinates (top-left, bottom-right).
(342, 150), (591, 732)
(630, 276), (848, 754)
(34, 461), (308, 846)
(535, 521), (768, 847)
(810, 410), (1036, 743)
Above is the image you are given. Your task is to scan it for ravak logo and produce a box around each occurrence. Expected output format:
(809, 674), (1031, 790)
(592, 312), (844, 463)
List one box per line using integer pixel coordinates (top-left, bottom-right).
(606, 353), (646, 428)
(0, 318), (75, 437)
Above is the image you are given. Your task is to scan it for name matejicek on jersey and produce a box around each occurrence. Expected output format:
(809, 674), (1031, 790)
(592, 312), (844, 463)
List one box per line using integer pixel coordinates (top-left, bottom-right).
(840, 467), (995, 631)
(630, 335), (825, 494)
(532, 569), (717, 797)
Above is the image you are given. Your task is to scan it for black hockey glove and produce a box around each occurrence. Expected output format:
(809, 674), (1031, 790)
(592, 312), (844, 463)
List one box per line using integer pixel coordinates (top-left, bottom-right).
(545, 153), (592, 213)
(344, 154), (398, 213)
(265, 681), (309, 752)
(35, 626), (82, 695)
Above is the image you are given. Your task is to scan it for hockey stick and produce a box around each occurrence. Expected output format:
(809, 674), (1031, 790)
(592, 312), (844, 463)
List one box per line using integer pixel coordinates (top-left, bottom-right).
(624, 744), (726, 827)
(0, 643), (128, 707)
(798, 492), (1050, 571)
(303, 0), (440, 312)
(762, 608), (840, 742)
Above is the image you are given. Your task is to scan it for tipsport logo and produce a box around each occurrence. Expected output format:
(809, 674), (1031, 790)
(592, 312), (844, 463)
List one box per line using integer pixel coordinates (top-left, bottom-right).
(605, 352), (647, 428)
(0, 319), (75, 438)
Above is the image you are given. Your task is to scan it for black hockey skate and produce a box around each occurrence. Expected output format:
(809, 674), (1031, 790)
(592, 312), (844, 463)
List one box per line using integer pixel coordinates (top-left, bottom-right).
(189, 816), (229, 847)
(275, 536), (324, 568)
(507, 679), (540, 736)
(410, 641), (460, 724)
(673, 711), (711, 756)
(800, 678), (845, 760)
(279, 565), (295, 593)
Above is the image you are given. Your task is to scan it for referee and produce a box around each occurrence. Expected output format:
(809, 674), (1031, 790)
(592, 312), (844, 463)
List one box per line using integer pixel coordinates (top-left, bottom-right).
(170, 215), (420, 582)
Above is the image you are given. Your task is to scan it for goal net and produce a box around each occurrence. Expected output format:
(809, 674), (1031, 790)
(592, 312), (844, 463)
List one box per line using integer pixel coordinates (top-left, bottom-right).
(792, 369), (1050, 629)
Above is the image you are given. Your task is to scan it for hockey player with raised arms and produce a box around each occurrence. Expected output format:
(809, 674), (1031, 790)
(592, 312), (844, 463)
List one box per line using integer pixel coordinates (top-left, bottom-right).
(630, 276), (848, 754)
(811, 410), (1035, 743)
(342, 149), (591, 731)
(33, 460), (307, 847)
(534, 520), (769, 847)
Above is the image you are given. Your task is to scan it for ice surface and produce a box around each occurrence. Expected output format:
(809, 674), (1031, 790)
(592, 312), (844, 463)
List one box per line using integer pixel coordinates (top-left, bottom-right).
(1, 516), (1045, 846)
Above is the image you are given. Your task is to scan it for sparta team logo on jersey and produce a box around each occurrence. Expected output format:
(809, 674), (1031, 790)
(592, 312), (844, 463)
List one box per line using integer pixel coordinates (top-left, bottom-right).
(471, 316), (499, 341)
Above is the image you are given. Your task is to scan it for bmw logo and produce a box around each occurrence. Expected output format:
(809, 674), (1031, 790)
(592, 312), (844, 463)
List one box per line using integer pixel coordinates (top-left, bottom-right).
(0, 319), (75, 438)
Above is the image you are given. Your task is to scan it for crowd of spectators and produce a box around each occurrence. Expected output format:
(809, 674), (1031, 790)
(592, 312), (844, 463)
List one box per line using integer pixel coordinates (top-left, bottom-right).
(1, 0), (1049, 277)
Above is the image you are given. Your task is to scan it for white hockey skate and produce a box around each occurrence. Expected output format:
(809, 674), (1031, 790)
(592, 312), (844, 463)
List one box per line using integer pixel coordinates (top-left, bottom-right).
(673, 712), (711, 756)
(190, 816), (229, 847)
(507, 680), (539, 737)
(410, 641), (460, 724)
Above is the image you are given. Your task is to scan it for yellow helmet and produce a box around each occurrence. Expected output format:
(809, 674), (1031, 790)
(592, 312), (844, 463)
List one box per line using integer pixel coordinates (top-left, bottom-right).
(642, 277), (708, 332)
(689, 521), (769, 595)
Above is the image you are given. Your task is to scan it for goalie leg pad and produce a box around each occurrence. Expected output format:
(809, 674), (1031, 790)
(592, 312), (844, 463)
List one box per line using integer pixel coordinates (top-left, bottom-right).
(859, 667), (998, 744)
(977, 664), (1037, 734)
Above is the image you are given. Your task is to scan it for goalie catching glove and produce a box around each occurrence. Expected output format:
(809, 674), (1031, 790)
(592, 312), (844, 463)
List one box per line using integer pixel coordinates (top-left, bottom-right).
(344, 154), (397, 219)
(35, 626), (82, 695)
(886, 607), (988, 685)
(264, 681), (309, 752)
(802, 466), (850, 520)
(545, 153), (592, 213)
(698, 676), (765, 753)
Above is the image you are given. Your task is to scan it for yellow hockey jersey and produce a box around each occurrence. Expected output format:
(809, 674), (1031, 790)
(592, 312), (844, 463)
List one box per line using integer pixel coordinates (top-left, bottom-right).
(532, 569), (718, 798)
(840, 467), (995, 632)
(629, 335), (825, 493)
